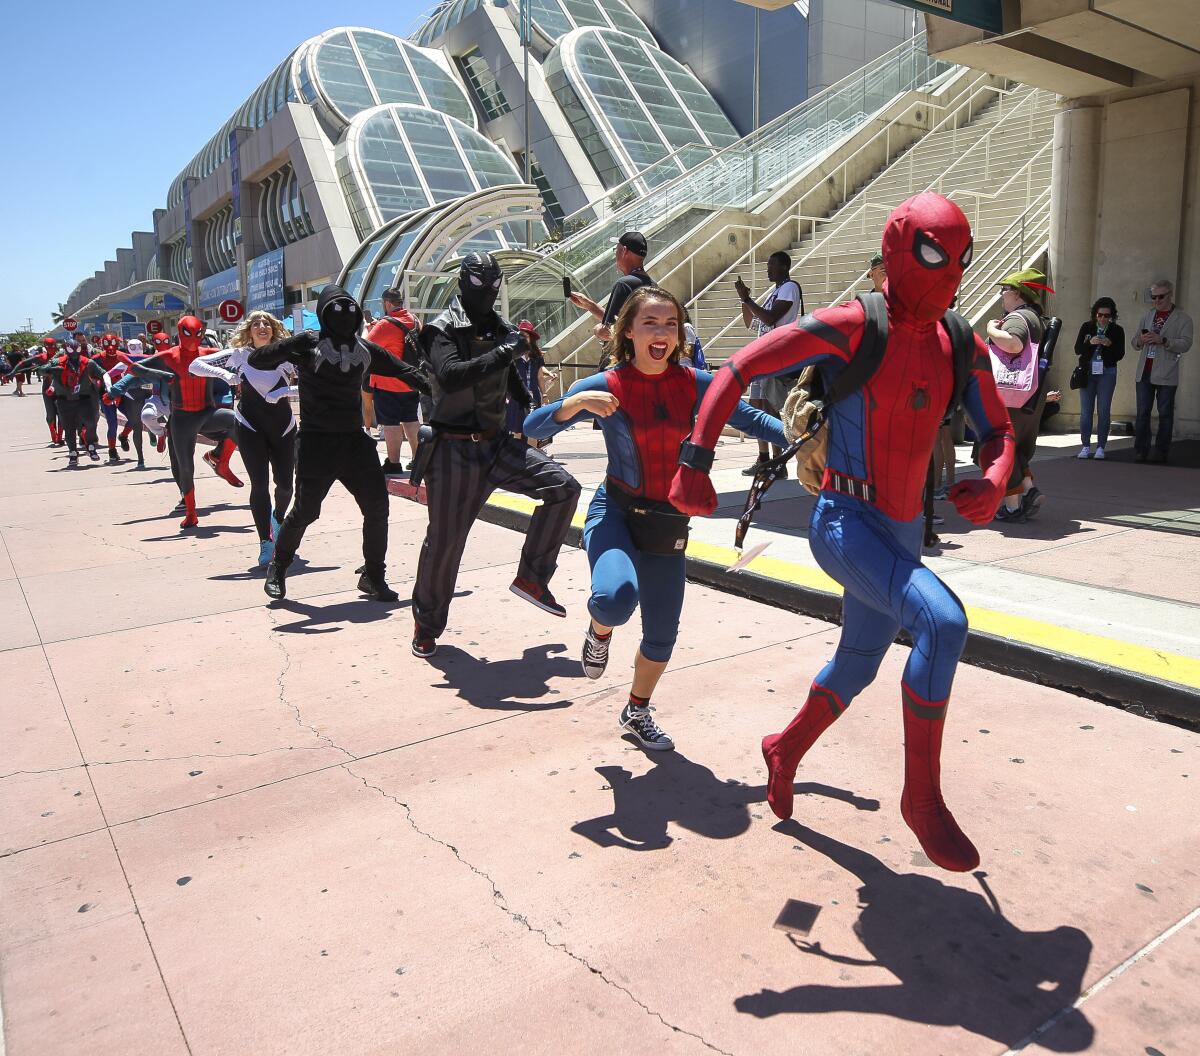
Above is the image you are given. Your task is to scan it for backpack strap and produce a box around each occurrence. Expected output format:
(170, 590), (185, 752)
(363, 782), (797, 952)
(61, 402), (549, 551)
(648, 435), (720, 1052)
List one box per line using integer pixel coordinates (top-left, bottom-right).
(822, 292), (889, 406)
(380, 315), (414, 337)
(940, 309), (974, 415)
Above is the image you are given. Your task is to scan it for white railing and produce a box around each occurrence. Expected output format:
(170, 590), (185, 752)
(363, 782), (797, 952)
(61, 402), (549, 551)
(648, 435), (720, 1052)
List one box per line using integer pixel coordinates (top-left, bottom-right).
(690, 81), (1048, 353)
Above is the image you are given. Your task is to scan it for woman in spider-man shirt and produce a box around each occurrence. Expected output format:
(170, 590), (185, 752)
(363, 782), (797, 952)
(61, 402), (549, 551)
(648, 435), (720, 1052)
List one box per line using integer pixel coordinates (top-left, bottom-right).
(525, 287), (786, 753)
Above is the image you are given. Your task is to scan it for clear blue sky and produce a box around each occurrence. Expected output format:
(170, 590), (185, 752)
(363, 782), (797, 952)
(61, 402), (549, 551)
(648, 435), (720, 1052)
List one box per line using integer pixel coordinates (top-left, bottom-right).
(0, 0), (431, 333)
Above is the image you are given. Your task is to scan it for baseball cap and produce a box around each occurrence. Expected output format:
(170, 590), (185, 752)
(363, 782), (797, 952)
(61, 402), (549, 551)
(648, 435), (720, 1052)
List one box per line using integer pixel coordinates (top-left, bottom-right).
(869, 254), (884, 268)
(613, 231), (648, 257)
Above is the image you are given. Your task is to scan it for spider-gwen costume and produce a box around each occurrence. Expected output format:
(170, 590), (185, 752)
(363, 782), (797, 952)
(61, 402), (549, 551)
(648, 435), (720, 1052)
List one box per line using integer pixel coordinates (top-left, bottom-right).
(526, 364), (784, 666)
(95, 334), (135, 462)
(113, 316), (241, 528)
(671, 193), (1016, 872)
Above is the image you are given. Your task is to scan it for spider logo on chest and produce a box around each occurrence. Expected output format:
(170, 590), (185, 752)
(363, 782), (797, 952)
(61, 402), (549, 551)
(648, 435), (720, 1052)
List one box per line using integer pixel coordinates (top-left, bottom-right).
(653, 400), (670, 422)
(909, 384), (930, 411)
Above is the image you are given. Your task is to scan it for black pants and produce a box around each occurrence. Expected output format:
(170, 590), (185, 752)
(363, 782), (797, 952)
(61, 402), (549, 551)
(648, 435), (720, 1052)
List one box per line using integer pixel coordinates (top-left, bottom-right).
(55, 398), (87, 453)
(118, 395), (147, 462)
(237, 403), (296, 541)
(1006, 390), (1046, 493)
(413, 433), (581, 637)
(42, 392), (57, 427)
(274, 429), (388, 578)
(168, 407), (236, 495)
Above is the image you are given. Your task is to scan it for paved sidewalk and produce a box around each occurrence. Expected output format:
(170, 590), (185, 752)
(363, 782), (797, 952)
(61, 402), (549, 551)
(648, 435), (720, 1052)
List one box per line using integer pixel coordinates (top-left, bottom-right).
(1, 396), (1198, 1056)
(495, 425), (1200, 713)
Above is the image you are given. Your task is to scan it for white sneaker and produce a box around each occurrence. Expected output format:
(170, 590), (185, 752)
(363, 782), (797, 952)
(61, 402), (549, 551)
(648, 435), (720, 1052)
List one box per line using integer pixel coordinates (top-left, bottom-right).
(1077, 446), (1091, 459)
(1094, 447), (1106, 460)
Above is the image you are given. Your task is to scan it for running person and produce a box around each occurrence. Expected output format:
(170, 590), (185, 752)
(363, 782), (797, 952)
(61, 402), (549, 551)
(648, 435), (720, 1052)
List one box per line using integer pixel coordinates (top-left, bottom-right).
(38, 343), (108, 466)
(190, 311), (298, 566)
(525, 286), (786, 751)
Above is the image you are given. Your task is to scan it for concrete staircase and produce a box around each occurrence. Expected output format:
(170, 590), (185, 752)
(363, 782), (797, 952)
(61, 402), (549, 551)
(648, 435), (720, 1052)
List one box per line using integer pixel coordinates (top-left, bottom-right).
(691, 84), (1058, 363)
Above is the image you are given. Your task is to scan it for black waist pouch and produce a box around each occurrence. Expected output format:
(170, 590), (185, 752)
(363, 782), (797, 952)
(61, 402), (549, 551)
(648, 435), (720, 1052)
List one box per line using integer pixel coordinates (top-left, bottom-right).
(408, 424), (437, 487)
(607, 481), (690, 555)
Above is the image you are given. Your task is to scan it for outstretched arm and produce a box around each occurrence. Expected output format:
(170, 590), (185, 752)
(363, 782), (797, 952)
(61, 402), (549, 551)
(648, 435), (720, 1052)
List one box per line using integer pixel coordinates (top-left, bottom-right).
(670, 304), (860, 515)
(695, 370), (788, 448)
(361, 337), (431, 395)
(950, 334), (1016, 524)
(247, 330), (317, 370)
(189, 349), (240, 385)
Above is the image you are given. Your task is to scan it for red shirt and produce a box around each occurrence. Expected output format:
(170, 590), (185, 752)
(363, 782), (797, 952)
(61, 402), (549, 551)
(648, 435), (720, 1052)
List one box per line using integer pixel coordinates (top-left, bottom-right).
(367, 310), (419, 393)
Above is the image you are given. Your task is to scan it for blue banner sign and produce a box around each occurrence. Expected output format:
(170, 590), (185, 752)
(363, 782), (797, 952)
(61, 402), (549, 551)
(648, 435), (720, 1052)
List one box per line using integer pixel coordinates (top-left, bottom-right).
(229, 128), (243, 247)
(198, 265), (240, 309)
(247, 248), (286, 316)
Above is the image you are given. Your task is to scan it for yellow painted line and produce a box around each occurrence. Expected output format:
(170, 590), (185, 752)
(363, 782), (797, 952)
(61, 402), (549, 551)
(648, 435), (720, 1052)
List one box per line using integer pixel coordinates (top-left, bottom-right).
(485, 494), (1200, 691)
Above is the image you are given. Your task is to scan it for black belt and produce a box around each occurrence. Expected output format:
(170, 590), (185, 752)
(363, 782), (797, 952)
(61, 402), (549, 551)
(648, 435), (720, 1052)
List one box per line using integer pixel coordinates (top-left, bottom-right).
(826, 470), (876, 503)
(436, 427), (501, 442)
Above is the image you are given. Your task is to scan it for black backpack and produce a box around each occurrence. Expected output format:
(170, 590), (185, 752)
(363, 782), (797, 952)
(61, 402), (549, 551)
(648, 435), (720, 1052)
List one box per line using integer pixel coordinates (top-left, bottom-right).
(380, 315), (426, 371)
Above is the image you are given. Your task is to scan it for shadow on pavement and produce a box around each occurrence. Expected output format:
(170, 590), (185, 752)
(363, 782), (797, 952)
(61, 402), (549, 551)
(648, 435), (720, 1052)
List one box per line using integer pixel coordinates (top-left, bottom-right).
(733, 819), (1094, 1051)
(426, 642), (578, 711)
(572, 758), (879, 851)
(269, 593), (411, 633)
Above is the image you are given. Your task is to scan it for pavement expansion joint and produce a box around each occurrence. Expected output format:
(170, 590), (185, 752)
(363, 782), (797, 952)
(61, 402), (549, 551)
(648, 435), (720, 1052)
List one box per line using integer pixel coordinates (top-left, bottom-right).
(0, 747), (331, 782)
(342, 761), (736, 1056)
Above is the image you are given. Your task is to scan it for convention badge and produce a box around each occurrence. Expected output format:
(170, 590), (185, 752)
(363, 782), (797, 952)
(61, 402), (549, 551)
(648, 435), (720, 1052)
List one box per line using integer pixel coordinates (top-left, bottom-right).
(1091, 358), (1103, 375)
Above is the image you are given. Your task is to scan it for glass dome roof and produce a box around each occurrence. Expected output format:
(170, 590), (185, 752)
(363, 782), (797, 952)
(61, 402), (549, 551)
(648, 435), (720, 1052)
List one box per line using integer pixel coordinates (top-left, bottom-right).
(413, 0), (655, 48)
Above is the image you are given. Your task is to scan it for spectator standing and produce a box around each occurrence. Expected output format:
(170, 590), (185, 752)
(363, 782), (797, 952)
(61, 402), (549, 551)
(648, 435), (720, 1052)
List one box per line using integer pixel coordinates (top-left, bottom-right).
(735, 251), (802, 476)
(680, 309), (707, 369)
(365, 287), (423, 475)
(867, 253), (886, 293)
(506, 320), (557, 445)
(1131, 279), (1192, 463)
(568, 230), (655, 347)
(1074, 296), (1125, 460)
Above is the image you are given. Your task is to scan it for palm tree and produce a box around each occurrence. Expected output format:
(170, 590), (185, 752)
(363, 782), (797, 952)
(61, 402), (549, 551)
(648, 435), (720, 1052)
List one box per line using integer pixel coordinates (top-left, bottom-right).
(50, 302), (68, 325)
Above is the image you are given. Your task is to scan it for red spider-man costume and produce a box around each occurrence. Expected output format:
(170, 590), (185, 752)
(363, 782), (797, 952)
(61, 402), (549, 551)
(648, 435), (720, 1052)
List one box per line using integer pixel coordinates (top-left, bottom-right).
(672, 193), (1015, 871)
(124, 316), (241, 527)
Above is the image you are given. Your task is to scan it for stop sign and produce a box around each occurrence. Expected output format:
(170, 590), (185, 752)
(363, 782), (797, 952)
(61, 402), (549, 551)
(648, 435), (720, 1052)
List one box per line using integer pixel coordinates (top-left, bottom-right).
(147, 320), (164, 335)
(63, 318), (78, 331)
(218, 299), (244, 323)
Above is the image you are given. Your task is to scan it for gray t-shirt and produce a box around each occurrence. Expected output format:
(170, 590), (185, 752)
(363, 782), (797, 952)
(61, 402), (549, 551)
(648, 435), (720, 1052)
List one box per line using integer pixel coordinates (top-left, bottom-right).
(1001, 304), (1044, 348)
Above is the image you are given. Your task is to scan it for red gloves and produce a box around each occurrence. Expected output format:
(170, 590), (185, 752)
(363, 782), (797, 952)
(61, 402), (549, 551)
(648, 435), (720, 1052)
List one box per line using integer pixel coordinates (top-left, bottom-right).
(949, 434), (1014, 524)
(669, 465), (718, 517)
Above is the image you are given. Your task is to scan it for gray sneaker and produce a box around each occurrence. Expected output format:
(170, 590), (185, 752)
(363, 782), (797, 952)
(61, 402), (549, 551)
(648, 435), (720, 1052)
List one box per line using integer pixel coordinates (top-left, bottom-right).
(581, 626), (611, 679)
(620, 703), (674, 751)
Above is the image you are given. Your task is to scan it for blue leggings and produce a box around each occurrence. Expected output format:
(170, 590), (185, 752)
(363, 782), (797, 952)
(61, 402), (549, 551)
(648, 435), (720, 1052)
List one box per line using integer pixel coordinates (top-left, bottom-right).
(102, 401), (119, 444)
(809, 493), (967, 703)
(584, 485), (686, 663)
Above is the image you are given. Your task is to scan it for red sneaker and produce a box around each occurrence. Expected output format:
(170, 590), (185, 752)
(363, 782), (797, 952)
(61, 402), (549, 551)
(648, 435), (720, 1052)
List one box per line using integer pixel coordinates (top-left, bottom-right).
(510, 577), (566, 617)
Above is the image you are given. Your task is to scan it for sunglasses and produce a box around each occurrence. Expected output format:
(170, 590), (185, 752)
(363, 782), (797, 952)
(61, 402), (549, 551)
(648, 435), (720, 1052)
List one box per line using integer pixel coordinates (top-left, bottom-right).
(1095, 312), (1112, 318)
(1151, 293), (1169, 300)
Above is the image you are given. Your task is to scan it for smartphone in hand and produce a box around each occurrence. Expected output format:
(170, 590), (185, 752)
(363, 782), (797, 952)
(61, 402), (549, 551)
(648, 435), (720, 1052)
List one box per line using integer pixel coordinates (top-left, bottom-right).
(562, 276), (572, 299)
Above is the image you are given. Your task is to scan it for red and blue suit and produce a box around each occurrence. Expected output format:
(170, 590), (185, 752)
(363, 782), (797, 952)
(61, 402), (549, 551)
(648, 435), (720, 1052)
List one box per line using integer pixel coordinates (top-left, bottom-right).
(95, 335), (135, 455)
(527, 362), (785, 663)
(116, 316), (241, 527)
(671, 193), (1016, 871)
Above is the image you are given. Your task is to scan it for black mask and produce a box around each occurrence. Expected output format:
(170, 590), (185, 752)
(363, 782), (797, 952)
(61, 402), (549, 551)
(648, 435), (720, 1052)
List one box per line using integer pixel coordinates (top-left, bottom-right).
(317, 284), (364, 345)
(458, 252), (503, 323)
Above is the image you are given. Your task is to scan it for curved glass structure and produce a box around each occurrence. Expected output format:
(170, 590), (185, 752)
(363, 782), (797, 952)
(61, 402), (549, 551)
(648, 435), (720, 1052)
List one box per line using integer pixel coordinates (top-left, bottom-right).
(167, 30), (469, 209)
(544, 28), (739, 189)
(335, 104), (525, 237)
(413, 0), (655, 48)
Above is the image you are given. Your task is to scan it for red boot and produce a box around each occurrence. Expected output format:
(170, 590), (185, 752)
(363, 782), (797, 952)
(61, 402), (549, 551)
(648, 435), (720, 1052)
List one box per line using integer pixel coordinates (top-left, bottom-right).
(900, 683), (979, 872)
(761, 682), (846, 820)
(156, 433), (166, 453)
(205, 439), (243, 487)
(48, 421), (58, 444)
(179, 489), (199, 529)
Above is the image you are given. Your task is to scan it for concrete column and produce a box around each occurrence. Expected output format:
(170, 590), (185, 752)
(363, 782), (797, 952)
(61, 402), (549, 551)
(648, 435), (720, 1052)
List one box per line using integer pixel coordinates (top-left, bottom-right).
(1047, 103), (1102, 427)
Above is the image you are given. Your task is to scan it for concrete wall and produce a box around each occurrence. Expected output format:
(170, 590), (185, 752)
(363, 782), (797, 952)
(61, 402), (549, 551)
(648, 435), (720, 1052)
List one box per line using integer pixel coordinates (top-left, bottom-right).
(807, 0), (918, 95)
(1048, 80), (1199, 439)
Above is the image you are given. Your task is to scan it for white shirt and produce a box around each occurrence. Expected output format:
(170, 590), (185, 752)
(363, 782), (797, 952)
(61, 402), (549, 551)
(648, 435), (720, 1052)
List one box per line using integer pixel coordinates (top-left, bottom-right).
(756, 280), (802, 336)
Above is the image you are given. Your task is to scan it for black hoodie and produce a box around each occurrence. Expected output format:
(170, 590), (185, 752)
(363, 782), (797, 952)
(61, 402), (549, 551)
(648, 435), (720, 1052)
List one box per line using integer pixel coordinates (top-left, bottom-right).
(248, 284), (428, 433)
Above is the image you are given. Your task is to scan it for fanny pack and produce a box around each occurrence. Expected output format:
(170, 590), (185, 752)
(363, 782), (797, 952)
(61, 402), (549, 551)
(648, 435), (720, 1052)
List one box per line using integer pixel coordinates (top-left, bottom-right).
(607, 480), (690, 555)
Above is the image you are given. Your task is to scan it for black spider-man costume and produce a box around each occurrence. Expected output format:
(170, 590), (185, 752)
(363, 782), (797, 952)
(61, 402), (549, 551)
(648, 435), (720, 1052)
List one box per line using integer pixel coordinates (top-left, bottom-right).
(672, 192), (1016, 871)
(116, 316), (241, 527)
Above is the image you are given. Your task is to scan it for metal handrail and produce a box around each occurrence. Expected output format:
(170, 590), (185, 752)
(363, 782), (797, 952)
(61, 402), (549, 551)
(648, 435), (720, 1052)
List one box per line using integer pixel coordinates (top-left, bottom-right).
(690, 81), (1046, 352)
(955, 187), (1052, 322)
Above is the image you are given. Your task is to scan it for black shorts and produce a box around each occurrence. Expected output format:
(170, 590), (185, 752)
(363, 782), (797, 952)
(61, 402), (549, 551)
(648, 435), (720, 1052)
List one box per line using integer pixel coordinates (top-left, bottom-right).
(374, 389), (420, 425)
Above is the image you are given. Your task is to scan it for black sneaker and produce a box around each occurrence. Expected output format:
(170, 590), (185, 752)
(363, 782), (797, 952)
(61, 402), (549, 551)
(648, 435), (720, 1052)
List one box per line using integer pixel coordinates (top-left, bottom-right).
(357, 571), (398, 602)
(264, 560), (288, 600)
(107, 449), (120, 463)
(412, 622), (437, 658)
(119, 435), (130, 452)
(67, 452), (79, 467)
(1019, 487), (1043, 520)
(620, 703), (674, 751)
(581, 626), (611, 679)
(87, 445), (100, 461)
(742, 456), (768, 477)
(381, 459), (406, 476)
(510, 577), (566, 617)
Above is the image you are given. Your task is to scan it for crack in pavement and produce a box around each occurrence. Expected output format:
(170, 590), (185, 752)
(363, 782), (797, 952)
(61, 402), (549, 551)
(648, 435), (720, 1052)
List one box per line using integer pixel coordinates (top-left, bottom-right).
(343, 763), (735, 1056)
(0, 745), (334, 781)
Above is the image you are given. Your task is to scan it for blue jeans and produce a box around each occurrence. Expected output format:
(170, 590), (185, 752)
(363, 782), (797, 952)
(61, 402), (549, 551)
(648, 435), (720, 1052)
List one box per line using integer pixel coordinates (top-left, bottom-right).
(584, 484), (687, 663)
(1079, 367), (1117, 448)
(1134, 378), (1177, 456)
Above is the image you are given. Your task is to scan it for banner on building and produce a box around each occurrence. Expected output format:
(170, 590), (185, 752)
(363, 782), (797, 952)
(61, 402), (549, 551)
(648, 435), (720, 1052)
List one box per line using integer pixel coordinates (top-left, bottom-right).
(247, 248), (286, 316)
(890, 0), (1001, 33)
(198, 265), (241, 309)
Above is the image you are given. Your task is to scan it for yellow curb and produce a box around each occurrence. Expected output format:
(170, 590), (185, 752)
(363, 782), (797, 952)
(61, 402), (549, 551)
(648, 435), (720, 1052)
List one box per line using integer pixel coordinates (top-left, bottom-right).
(485, 493), (1200, 692)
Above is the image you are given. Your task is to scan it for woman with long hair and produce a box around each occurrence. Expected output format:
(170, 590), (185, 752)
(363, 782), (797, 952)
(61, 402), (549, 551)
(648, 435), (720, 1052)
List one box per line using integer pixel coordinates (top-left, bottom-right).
(525, 287), (785, 751)
(1073, 296), (1125, 459)
(190, 311), (297, 565)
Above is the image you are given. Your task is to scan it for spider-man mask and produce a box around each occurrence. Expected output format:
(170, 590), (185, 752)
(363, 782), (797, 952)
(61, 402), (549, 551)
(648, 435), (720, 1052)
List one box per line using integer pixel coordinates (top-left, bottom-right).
(882, 192), (973, 325)
(458, 251), (503, 322)
(152, 332), (171, 352)
(101, 335), (118, 353)
(177, 315), (204, 354)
